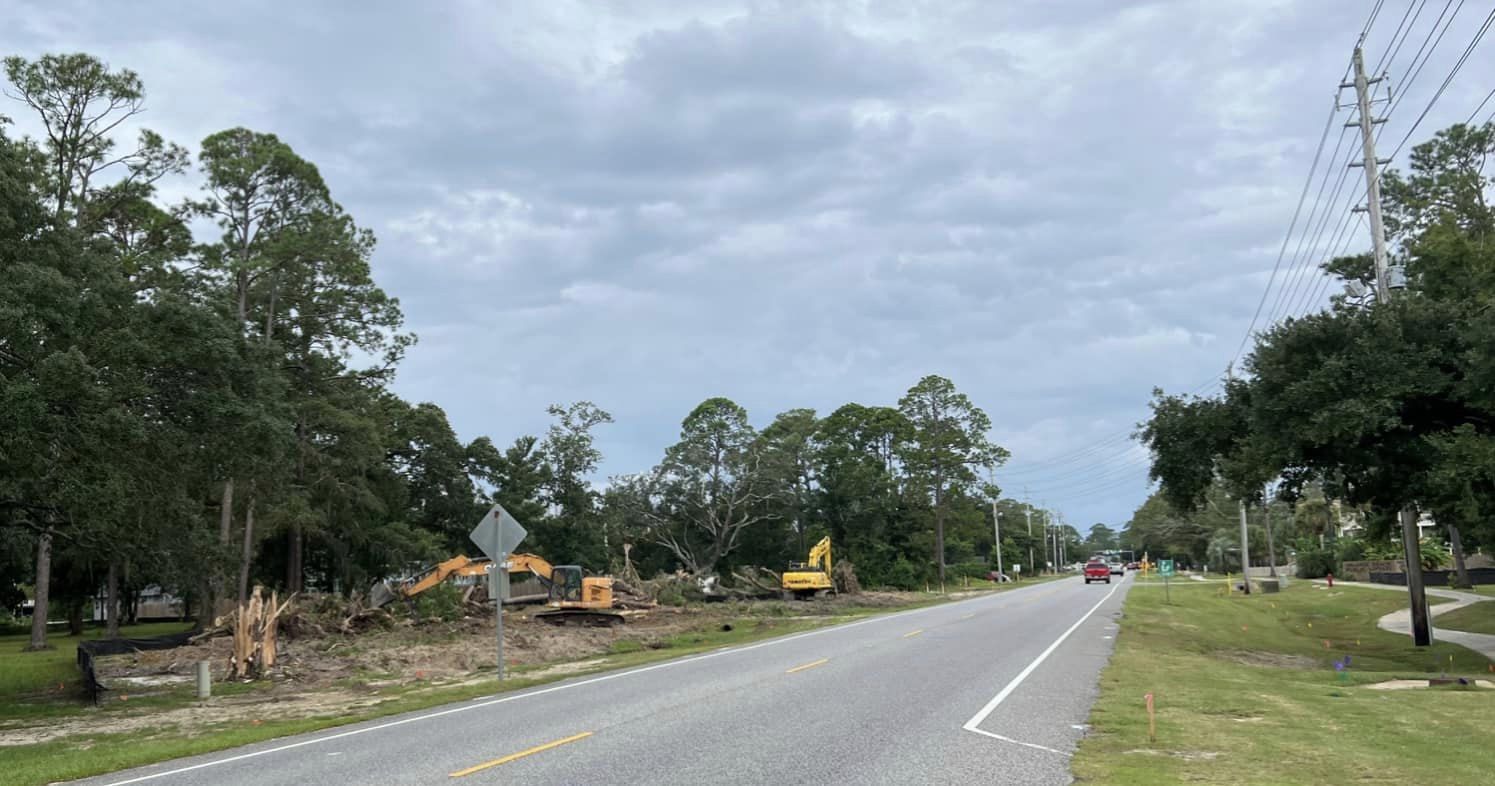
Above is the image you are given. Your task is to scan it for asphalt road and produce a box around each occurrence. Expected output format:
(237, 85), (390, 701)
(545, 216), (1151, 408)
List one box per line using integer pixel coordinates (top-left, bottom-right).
(80, 574), (1132, 786)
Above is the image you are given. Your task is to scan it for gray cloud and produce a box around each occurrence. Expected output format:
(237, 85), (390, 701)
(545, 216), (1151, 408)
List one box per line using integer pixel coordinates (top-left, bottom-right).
(9, 0), (1492, 526)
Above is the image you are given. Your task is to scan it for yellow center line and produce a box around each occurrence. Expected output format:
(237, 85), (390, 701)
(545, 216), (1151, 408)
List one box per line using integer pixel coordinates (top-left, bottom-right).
(786, 657), (830, 674)
(902, 629), (924, 638)
(449, 732), (593, 778)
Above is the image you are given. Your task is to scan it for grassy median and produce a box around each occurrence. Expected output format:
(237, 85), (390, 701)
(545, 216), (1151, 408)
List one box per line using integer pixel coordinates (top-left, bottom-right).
(1072, 580), (1495, 785)
(1433, 600), (1495, 635)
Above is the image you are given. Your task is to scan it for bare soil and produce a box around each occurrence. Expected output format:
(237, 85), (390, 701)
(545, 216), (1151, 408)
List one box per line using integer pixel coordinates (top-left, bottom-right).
(2, 591), (937, 746)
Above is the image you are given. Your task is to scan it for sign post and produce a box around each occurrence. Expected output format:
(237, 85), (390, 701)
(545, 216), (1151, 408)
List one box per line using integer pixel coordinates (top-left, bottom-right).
(1159, 559), (1175, 604)
(469, 503), (527, 680)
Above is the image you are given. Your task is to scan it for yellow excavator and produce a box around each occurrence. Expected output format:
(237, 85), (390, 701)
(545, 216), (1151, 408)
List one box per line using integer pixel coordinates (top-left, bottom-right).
(781, 536), (835, 600)
(506, 553), (624, 626)
(369, 555), (492, 608)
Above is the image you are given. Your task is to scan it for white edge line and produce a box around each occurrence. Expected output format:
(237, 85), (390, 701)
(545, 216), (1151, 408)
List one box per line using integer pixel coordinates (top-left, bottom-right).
(101, 582), (1057, 785)
(961, 579), (1122, 738)
(964, 726), (1071, 757)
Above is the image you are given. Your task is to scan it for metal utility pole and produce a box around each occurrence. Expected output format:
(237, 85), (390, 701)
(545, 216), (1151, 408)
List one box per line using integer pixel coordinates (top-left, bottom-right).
(1238, 500), (1253, 594)
(1346, 45), (1431, 646)
(992, 502), (1004, 580)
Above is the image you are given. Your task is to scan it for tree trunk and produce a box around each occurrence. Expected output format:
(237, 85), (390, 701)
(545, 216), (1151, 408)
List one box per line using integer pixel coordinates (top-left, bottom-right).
(25, 532), (52, 651)
(216, 477), (235, 614)
(67, 598), (84, 636)
(286, 523), (304, 594)
(105, 560), (120, 638)
(1448, 522), (1473, 589)
(239, 493), (256, 606)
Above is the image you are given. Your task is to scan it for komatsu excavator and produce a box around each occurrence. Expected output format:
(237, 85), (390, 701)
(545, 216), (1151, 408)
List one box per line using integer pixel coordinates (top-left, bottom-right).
(505, 553), (623, 626)
(781, 536), (835, 599)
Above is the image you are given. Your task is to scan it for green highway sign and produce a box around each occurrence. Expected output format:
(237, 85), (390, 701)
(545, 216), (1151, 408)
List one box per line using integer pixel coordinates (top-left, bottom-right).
(1158, 559), (1175, 577)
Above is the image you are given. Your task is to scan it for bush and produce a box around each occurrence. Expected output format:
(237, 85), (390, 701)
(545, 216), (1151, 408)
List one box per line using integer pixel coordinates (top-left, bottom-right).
(412, 582), (463, 623)
(1296, 544), (1339, 579)
(885, 556), (920, 590)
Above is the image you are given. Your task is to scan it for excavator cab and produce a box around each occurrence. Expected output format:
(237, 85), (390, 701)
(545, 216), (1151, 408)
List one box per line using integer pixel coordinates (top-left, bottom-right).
(549, 565), (585, 603)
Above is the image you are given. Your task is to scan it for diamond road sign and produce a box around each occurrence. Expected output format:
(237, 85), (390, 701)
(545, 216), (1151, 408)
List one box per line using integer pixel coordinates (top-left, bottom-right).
(469, 503), (527, 560)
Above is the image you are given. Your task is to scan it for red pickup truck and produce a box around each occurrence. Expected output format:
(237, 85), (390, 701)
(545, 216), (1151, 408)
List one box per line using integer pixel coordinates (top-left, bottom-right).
(1083, 560), (1111, 584)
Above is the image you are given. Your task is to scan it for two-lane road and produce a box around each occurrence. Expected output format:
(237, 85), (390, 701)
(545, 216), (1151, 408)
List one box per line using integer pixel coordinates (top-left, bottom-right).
(84, 575), (1131, 786)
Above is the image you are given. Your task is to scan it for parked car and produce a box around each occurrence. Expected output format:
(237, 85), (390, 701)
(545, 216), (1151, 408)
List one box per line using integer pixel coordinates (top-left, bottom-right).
(1084, 561), (1111, 584)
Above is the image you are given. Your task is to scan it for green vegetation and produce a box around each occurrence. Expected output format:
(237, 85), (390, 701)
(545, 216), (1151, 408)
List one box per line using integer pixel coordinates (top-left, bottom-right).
(1073, 582), (1495, 785)
(1433, 601), (1495, 635)
(1132, 121), (1495, 587)
(0, 50), (1062, 657)
(0, 621), (192, 712)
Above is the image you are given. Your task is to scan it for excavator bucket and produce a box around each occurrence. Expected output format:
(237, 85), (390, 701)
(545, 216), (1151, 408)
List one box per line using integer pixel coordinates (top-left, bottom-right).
(368, 581), (398, 609)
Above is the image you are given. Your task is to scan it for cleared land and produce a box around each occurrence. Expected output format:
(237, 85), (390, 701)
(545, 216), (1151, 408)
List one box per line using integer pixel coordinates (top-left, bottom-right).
(0, 580), (1058, 784)
(1072, 579), (1495, 785)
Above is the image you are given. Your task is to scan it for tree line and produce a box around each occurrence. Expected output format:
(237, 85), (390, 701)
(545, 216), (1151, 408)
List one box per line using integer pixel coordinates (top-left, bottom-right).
(1, 53), (1059, 651)
(1134, 120), (1495, 586)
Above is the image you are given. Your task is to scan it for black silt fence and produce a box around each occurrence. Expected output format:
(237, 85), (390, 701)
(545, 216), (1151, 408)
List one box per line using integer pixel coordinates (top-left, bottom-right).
(77, 629), (198, 705)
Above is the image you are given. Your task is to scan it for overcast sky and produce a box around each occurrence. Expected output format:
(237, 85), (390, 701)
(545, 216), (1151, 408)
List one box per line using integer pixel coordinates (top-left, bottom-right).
(8, 1), (1493, 528)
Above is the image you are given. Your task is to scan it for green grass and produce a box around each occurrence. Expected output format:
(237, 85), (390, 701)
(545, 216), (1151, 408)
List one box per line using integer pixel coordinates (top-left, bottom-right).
(0, 589), (1011, 786)
(1072, 582), (1495, 785)
(1434, 599), (1495, 635)
(0, 621), (193, 709)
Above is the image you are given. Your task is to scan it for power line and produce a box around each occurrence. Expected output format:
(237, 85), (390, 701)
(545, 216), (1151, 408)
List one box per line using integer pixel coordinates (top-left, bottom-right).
(1266, 124), (1354, 325)
(1388, 5), (1495, 159)
(1362, 0), (1389, 40)
(1467, 86), (1495, 124)
(1384, 0), (1464, 121)
(997, 379), (1219, 476)
(1300, 213), (1369, 313)
(1374, 0), (1430, 75)
(1231, 95), (1341, 366)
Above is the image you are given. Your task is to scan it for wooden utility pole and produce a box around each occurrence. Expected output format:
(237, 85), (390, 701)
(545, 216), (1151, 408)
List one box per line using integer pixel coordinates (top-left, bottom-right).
(1346, 45), (1429, 645)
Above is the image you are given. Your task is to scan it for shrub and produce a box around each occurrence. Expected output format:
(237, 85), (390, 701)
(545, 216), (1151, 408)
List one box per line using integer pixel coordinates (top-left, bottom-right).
(412, 582), (463, 623)
(1295, 544), (1339, 579)
(885, 556), (920, 590)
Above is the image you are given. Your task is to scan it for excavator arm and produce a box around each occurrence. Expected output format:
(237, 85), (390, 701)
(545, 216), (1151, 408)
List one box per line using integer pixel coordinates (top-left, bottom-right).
(505, 553), (557, 588)
(403, 555), (476, 597)
(807, 536), (832, 575)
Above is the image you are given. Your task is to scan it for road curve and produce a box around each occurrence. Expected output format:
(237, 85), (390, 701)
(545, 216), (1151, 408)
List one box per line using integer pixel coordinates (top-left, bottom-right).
(78, 575), (1132, 786)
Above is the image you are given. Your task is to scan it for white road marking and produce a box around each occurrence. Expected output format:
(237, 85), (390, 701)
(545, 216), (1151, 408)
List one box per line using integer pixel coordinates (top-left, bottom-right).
(102, 583), (1056, 785)
(964, 726), (1070, 756)
(960, 580), (1122, 754)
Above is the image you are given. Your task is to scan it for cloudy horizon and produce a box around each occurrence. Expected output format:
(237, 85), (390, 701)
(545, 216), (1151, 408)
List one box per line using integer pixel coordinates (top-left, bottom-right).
(9, 0), (1491, 528)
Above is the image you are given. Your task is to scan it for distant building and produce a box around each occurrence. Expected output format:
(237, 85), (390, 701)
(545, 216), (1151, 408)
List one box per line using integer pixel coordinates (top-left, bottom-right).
(91, 585), (186, 622)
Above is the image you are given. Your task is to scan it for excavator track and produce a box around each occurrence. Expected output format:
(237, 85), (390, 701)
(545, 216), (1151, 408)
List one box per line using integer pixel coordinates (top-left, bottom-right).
(535, 609), (624, 627)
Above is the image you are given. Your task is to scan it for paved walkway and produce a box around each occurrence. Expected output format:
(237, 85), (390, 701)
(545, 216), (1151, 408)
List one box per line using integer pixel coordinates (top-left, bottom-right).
(1316, 580), (1495, 660)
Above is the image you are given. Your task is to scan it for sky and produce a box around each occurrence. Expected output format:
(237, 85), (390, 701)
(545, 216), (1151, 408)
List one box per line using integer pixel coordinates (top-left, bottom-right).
(7, 0), (1494, 527)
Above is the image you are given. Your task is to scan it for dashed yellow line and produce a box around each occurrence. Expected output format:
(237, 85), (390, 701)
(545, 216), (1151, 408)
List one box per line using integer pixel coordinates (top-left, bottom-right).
(449, 732), (593, 777)
(786, 657), (830, 674)
(902, 629), (924, 638)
